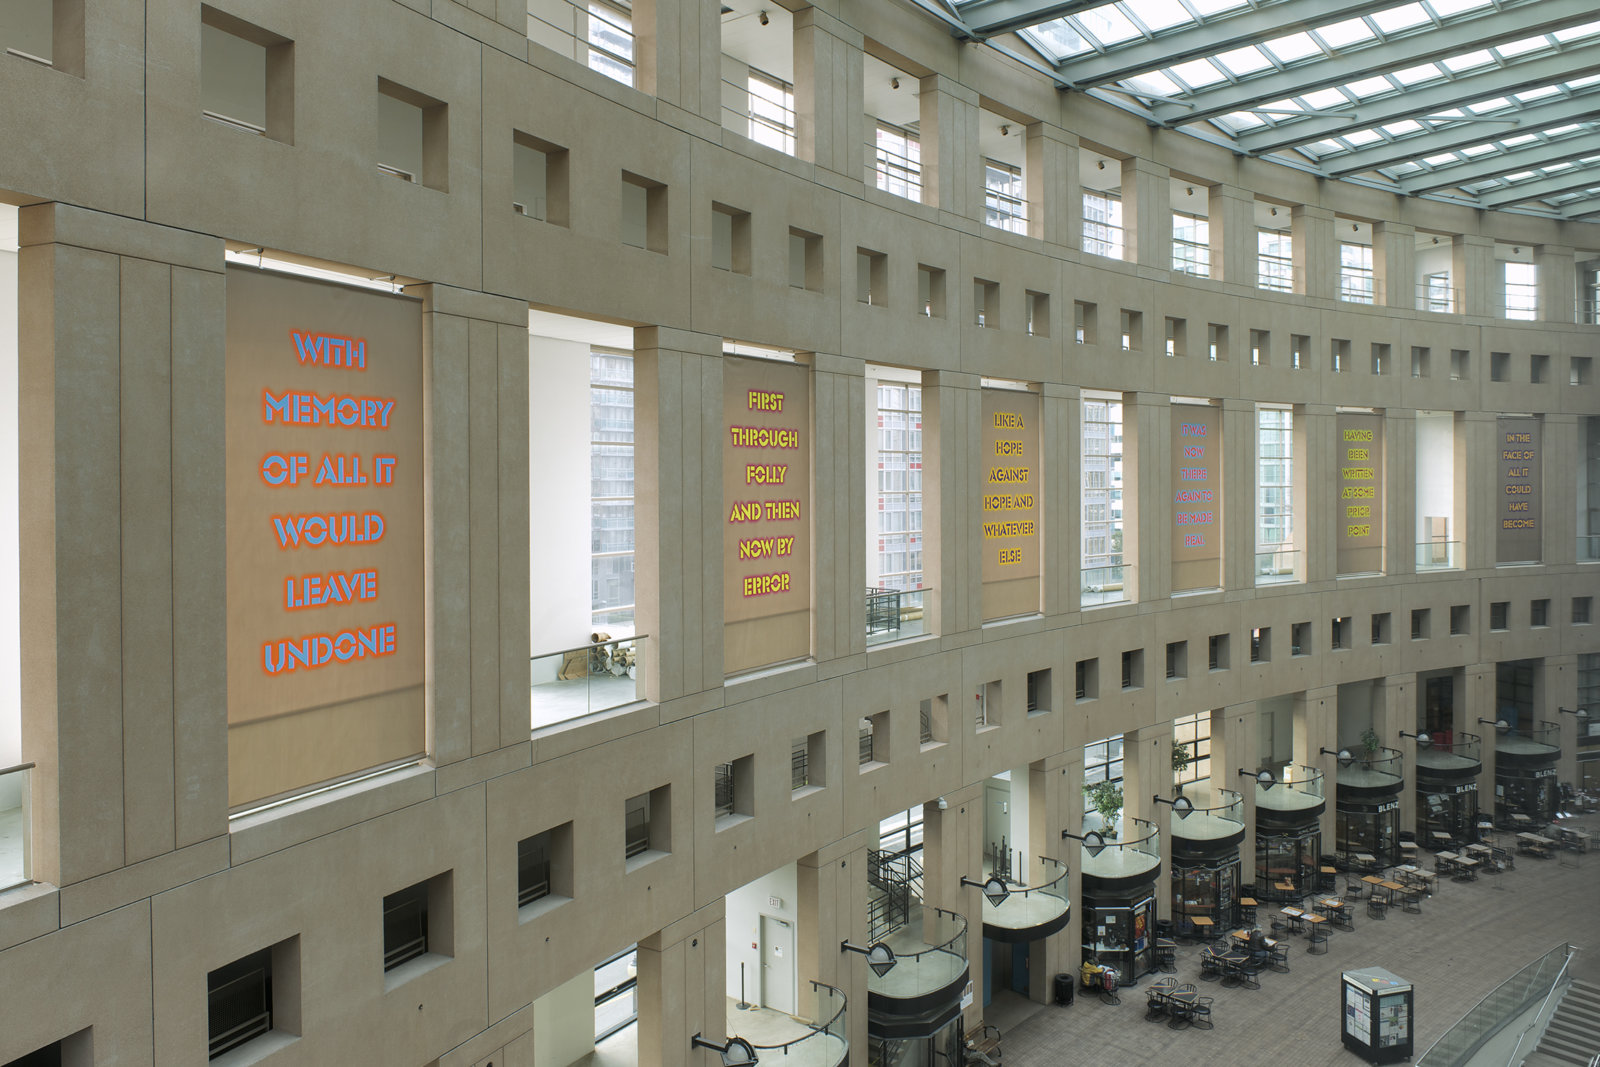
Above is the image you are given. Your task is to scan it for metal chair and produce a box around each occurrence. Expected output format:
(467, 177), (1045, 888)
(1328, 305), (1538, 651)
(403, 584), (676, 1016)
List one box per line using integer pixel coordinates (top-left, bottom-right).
(1270, 943), (1290, 972)
(1192, 996), (1214, 1030)
(1367, 896), (1387, 920)
(1402, 889), (1423, 914)
(1308, 931), (1329, 954)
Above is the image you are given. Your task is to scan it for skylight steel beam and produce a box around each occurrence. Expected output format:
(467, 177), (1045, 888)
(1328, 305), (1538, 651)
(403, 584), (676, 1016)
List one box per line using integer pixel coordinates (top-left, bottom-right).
(1476, 168), (1600, 208)
(952, 0), (1110, 39)
(1153, 0), (1596, 127)
(1322, 91), (1600, 177)
(1237, 45), (1600, 154)
(1056, 0), (1401, 87)
(1399, 135), (1600, 194)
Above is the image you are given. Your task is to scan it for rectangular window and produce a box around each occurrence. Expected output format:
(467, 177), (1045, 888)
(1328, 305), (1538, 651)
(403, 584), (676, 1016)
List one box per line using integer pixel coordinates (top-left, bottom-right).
(595, 946), (639, 1042)
(1331, 616), (1351, 650)
(1172, 211), (1210, 276)
(1491, 351), (1510, 382)
(1411, 346), (1429, 379)
(620, 171), (667, 252)
(1450, 604), (1469, 635)
(1027, 668), (1051, 714)
(1084, 735), (1124, 785)
(919, 696), (948, 746)
(789, 227), (820, 290)
(1081, 394), (1126, 606)
(1257, 407), (1295, 585)
(872, 121), (921, 201)
(1121, 649), (1143, 690)
(1421, 270), (1454, 313)
(1120, 309), (1141, 351)
(1027, 290), (1050, 337)
(1531, 598), (1549, 627)
(1173, 712), (1211, 786)
(518, 824), (573, 909)
(1411, 608), (1430, 640)
(1076, 658), (1098, 700)
(747, 68), (795, 155)
(1207, 323), (1226, 362)
(1075, 301), (1095, 345)
(1450, 349), (1469, 381)
(974, 278), (999, 327)
(1290, 334), (1310, 371)
(1167, 317), (1186, 358)
(792, 730), (826, 790)
(1371, 343), (1389, 376)
(209, 944), (294, 1061)
(1504, 261), (1537, 320)
(1250, 626), (1270, 663)
(857, 248), (886, 305)
(1208, 633), (1229, 670)
(1166, 641), (1186, 680)
(976, 681), (1000, 729)
(1576, 597), (1593, 624)
(1371, 613), (1391, 645)
(585, 1), (634, 86)
(870, 376), (923, 643)
(1490, 602), (1509, 631)
(1530, 353), (1549, 384)
(918, 265), (945, 317)
(1082, 191), (1122, 258)
(376, 78), (448, 191)
(383, 878), (438, 972)
(1257, 229), (1293, 292)
(1338, 242), (1374, 303)
(624, 786), (670, 865)
(713, 754), (754, 826)
(984, 159), (1026, 234)
(591, 353), (634, 630)
(1291, 621), (1310, 656)
(710, 203), (751, 274)
(1332, 339), (1350, 373)
(1250, 329), (1268, 367)
(200, 7), (293, 143)
(513, 131), (569, 225)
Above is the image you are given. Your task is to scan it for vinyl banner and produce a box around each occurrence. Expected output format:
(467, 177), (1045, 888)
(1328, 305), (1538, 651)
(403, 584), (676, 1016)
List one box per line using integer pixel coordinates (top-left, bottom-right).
(981, 388), (1042, 621)
(724, 357), (811, 673)
(1171, 403), (1221, 592)
(1336, 412), (1384, 575)
(1496, 416), (1541, 563)
(225, 268), (424, 807)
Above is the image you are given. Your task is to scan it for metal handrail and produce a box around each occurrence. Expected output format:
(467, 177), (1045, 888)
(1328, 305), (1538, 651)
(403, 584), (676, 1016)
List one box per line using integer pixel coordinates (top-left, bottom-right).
(994, 856), (1069, 900)
(0, 762), (36, 777)
(1415, 942), (1573, 1066)
(531, 634), (648, 660)
(746, 980), (847, 1053)
(1508, 947), (1576, 1067)
(892, 906), (968, 963)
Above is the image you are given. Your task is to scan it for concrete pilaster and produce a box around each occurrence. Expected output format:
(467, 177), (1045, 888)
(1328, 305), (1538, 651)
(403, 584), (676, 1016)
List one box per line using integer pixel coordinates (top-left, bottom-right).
(1222, 398), (1256, 593)
(1121, 157), (1170, 269)
(1465, 664), (1499, 818)
(920, 75), (980, 219)
(1544, 414), (1579, 567)
(1379, 675), (1416, 837)
(1025, 752), (1072, 1002)
(1544, 655), (1580, 787)
(1386, 409), (1415, 577)
(812, 353), (866, 662)
(1219, 702), (1260, 891)
(794, 8), (864, 180)
(1452, 234), (1495, 318)
(1127, 392), (1169, 603)
(1122, 723), (1174, 920)
(1026, 124), (1079, 249)
(1042, 384), (1079, 618)
(1535, 244), (1575, 324)
(1373, 221), (1414, 309)
(1301, 404), (1335, 584)
(1291, 204), (1335, 300)
(797, 834), (869, 1063)
(924, 371), (981, 636)
(1298, 686), (1339, 847)
(1209, 184), (1255, 287)
(634, 0), (722, 125)
(1460, 411), (1494, 572)
(639, 900), (725, 1067)
(1061, 751), (1085, 972)
(920, 783), (984, 1028)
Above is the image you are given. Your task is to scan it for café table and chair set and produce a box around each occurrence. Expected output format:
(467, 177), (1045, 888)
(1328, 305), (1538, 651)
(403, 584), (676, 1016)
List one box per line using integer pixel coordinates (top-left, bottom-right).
(1144, 976), (1212, 1029)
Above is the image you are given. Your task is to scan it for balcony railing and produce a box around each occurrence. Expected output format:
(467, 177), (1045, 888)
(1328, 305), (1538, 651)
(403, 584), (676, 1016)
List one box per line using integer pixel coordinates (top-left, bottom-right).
(869, 141), (922, 202)
(740, 981), (848, 1067)
(1334, 746), (1404, 791)
(1416, 942), (1572, 1067)
(981, 856), (1069, 937)
(0, 762), (32, 891)
(1415, 540), (1462, 571)
(1081, 563), (1131, 607)
(1415, 731), (1482, 773)
(531, 635), (646, 730)
(1580, 533), (1600, 561)
(1170, 788), (1244, 843)
(1255, 547), (1299, 585)
(867, 905), (968, 1001)
(1079, 816), (1160, 881)
(1416, 282), (1459, 314)
(1497, 722), (1561, 757)
(1257, 764), (1324, 813)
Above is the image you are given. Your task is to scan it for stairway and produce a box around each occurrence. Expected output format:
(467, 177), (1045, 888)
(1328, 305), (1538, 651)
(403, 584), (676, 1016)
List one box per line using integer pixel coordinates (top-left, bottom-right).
(867, 849), (923, 942)
(1531, 978), (1600, 1066)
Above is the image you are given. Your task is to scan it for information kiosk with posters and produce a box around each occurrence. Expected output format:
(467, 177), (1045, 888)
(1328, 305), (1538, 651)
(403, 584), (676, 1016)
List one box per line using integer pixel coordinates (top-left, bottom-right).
(1341, 967), (1414, 1064)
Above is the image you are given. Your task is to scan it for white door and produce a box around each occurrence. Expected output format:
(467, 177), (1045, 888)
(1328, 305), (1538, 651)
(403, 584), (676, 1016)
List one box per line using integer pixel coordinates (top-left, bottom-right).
(759, 915), (795, 1014)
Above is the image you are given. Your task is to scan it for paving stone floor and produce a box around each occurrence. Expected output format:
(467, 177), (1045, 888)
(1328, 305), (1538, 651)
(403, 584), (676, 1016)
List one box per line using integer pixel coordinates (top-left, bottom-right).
(994, 810), (1600, 1067)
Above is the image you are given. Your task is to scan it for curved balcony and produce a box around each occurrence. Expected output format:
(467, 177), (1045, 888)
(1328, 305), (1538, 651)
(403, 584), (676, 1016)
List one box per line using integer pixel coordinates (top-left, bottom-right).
(1256, 765), (1324, 816)
(736, 981), (848, 1067)
(981, 856), (1070, 943)
(1078, 817), (1160, 886)
(868, 905), (968, 1014)
(1170, 788), (1244, 849)
(1496, 722), (1561, 760)
(1416, 732), (1482, 775)
(1335, 747), (1404, 795)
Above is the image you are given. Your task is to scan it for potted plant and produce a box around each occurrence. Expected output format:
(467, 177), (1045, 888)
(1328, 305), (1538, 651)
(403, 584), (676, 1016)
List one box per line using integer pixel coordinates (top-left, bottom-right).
(1083, 780), (1124, 839)
(1359, 726), (1382, 768)
(1173, 740), (1192, 795)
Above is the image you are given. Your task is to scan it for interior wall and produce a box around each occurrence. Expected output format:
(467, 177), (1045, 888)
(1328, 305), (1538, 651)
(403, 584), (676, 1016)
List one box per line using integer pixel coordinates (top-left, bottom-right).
(529, 333), (593, 664)
(724, 862), (799, 1007)
(1257, 694), (1294, 766)
(1008, 764), (1030, 874)
(1414, 239), (1452, 287)
(0, 203), (17, 767)
(1415, 411), (1455, 544)
(533, 968), (597, 1067)
(1336, 680), (1378, 750)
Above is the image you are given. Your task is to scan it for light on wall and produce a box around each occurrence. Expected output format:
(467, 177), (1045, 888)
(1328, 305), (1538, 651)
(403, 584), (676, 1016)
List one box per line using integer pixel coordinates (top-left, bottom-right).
(692, 1035), (760, 1067)
(1399, 730), (1432, 748)
(961, 875), (1011, 906)
(1062, 829), (1108, 855)
(841, 940), (898, 977)
(1238, 767), (1277, 791)
(1152, 794), (1194, 819)
(891, 77), (900, 89)
(1478, 717), (1511, 734)
(1320, 746), (1355, 769)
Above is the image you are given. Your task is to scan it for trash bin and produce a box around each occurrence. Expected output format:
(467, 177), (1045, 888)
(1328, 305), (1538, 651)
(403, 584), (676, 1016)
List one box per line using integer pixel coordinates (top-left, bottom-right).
(1054, 972), (1074, 1006)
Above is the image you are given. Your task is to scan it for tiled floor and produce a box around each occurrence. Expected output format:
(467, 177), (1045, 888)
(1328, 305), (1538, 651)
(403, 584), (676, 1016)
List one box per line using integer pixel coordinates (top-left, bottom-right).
(997, 811), (1600, 1067)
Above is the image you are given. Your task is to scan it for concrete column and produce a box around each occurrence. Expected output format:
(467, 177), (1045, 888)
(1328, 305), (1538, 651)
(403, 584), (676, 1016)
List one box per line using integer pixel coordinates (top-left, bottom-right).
(1121, 157), (1170, 269)
(1026, 124), (1079, 249)
(1459, 411), (1495, 572)
(1291, 204), (1335, 299)
(1373, 221), (1415, 309)
(17, 203), (227, 885)
(1386, 409), (1415, 577)
(1452, 234), (1495, 318)
(1535, 244), (1575, 324)
(1061, 750), (1085, 972)
(1208, 184), (1255, 287)
(812, 353), (866, 662)
(1301, 404), (1335, 584)
(919, 74), (980, 219)
(923, 371), (981, 636)
(1222, 398), (1256, 592)
(639, 900), (726, 1067)
(634, 328), (726, 705)
(1544, 655), (1580, 787)
(797, 834), (870, 1062)
(1219, 702), (1260, 892)
(1543, 414), (1579, 567)
(1122, 723), (1174, 920)
(635, 0), (721, 125)
(1465, 664), (1498, 821)
(1126, 391), (1169, 603)
(1026, 752), (1072, 1002)
(1380, 675), (1417, 837)
(794, 7), (864, 180)
(419, 285), (533, 762)
(1298, 686), (1339, 847)
(1042, 384), (1079, 618)
(920, 783), (983, 1028)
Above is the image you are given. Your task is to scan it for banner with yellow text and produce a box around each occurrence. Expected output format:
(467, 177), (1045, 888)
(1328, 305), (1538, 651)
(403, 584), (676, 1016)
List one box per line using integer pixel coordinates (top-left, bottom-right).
(981, 388), (1041, 620)
(1496, 416), (1542, 564)
(1336, 412), (1384, 575)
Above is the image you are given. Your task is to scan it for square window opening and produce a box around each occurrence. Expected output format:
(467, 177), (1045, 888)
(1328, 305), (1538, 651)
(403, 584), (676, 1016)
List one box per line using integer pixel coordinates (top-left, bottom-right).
(1450, 604), (1469, 635)
(1411, 608), (1430, 640)
(208, 939), (300, 1061)
(1026, 669), (1051, 715)
(517, 824), (574, 912)
(513, 131), (569, 225)
(1076, 658), (1098, 700)
(1121, 649), (1143, 690)
(710, 202), (751, 274)
(789, 228), (821, 290)
(792, 730), (827, 791)
(377, 78), (448, 191)
(621, 172), (668, 253)
(1250, 626), (1270, 663)
(1371, 613), (1391, 645)
(1208, 633), (1229, 671)
(624, 785), (671, 866)
(918, 264), (945, 317)
(1166, 640), (1187, 680)
(1027, 290), (1050, 337)
(201, 7), (293, 142)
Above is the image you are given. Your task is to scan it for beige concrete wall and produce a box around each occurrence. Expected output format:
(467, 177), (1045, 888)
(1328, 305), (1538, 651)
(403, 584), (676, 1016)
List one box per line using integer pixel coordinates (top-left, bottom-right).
(0, 1), (1597, 1065)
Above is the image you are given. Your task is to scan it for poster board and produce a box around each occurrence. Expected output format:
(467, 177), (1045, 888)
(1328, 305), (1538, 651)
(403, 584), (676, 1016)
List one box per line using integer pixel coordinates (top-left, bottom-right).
(1496, 416), (1541, 564)
(1171, 402), (1221, 592)
(1336, 412), (1384, 575)
(723, 357), (811, 674)
(225, 268), (425, 808)
(980, 388), (1041, 621)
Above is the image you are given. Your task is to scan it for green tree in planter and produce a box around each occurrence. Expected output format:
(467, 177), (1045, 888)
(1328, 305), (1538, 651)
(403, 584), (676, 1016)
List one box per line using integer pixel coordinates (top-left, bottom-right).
(1359, 727), (1382, 767)
(1083, 780), (1124, 838)
(1173, 740), (1192, 795)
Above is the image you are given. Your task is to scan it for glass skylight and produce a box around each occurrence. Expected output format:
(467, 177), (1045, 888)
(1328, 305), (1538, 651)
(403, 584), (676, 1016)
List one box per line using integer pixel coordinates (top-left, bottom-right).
(1314, 18), (1377, 49)
(1215, 45), (1272, 76)
(1369, 4), (1431, 34)
(1131, 0), (1196, 33)
(1168, 58), (1227, 88)
(1440, 49), (1494, 73)
(1080, 6), (1143, 47)
(1262, 33), (1320, 63)
(1392, 63), (1443, 86)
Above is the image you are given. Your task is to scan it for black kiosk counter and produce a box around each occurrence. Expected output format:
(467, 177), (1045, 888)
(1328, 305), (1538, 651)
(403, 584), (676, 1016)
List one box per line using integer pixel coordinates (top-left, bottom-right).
(1341, 966), (1414, 1064)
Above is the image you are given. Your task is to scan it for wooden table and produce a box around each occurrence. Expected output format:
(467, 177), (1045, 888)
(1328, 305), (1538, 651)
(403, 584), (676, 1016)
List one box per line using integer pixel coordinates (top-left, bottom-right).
(1465, 843), (1492, 856)
(1453, 856), (1479, 880)
(1190, 915), (1215, 940)
(1280, 907), (1305, 934)
(1361, 874), (1385, 887)
(1378, 880), (1405, 904)
(1512, 813), (1532, 825)
(1239, 896), (1258, 909)
(1355, 853), (1377, 869)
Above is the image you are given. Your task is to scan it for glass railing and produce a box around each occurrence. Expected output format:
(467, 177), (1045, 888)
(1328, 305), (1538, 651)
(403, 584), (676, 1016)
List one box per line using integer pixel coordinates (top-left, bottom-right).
(868, 906), (968, 1001)
(1170, 787), (1243, 843)
(1335, 746), (1403, 790)
(0, 763), (32, 891)
(1415, 282), (1460, 314)
(1416, 942), (1571, 1067)
(1255, 548), (1300, 585)
(1415, 541), (1462, 570)
(1497, 721), (1561, 756)
(1257, 764), (1324, 812)
(742, 981), (848, 1067)
(530, 635), (646, 730)
(1415, 731), (1481, 773)
(982, 856), (1069, 934)
(1579, 533), (1600, 561)
(1079, 816), (1160, 881)
(1081, 563), (1132, 607)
